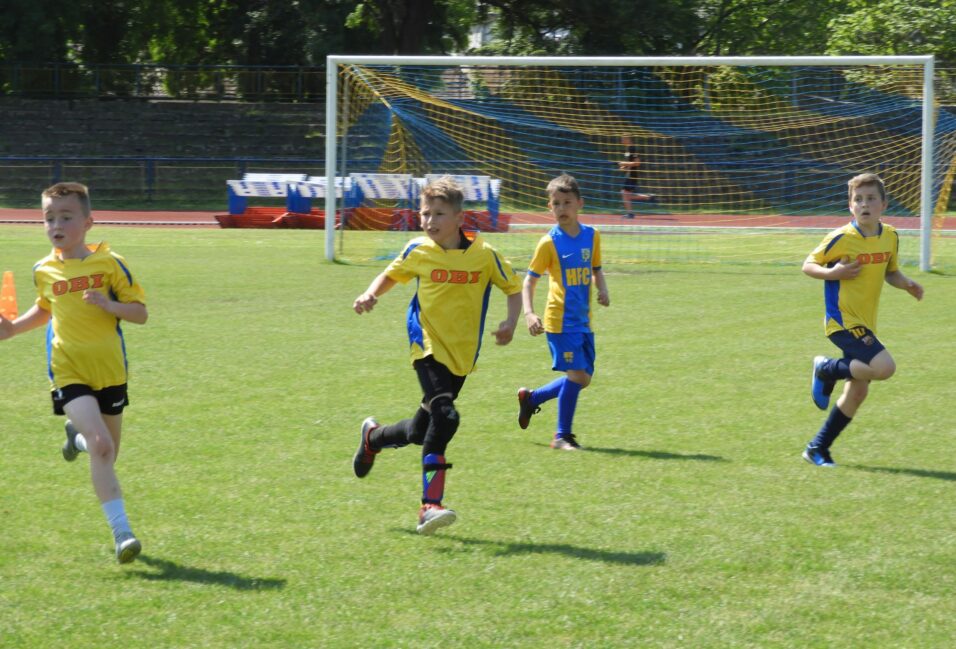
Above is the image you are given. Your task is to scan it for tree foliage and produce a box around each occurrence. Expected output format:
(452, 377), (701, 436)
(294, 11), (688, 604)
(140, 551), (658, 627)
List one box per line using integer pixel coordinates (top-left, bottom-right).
(1, 0), (956, 66)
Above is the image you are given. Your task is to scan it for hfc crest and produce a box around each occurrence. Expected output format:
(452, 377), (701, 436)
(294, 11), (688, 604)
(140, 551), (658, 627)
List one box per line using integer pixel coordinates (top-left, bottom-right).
(581, 248), (591, 262)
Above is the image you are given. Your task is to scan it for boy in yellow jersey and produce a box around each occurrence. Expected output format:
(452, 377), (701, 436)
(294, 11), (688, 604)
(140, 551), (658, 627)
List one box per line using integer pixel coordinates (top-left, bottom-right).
(516, 174), (610, 450)
(351, 177), (522, 534)
(802, 173), (923, 467)
(0, 182), (148, 562)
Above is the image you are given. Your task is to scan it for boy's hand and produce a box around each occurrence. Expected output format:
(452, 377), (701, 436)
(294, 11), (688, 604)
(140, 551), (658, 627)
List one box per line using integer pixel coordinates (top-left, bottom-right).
(83, 289), (114, 314)
(0, 314), (13, 340)
(525, 313), (544, 336)
(353, 292), (378, 314)
(597, 290), (610, 307)
(492, 321), (516, 345)
(830, 258), (861, 280)
(906, 280), (924, 301)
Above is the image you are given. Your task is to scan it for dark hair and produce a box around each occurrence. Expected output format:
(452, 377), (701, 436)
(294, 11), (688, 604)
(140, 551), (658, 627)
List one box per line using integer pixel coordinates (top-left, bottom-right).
(546, 174), (581, 200)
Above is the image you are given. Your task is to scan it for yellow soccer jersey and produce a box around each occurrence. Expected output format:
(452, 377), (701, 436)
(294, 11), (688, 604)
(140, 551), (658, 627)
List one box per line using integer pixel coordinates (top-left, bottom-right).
(527, 224), (602, 334)
(33, 241), (146, 391)
(385, 231), (522, 376)
(807, 221), (899, 336)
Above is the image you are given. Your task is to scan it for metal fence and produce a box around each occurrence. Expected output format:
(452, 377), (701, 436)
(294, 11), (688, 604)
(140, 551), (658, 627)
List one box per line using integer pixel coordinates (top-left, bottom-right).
(0, 63), (326, 101)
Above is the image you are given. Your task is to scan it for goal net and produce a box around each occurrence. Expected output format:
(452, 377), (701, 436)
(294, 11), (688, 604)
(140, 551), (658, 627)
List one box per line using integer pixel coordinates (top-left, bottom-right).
(324, 56), (956, 272)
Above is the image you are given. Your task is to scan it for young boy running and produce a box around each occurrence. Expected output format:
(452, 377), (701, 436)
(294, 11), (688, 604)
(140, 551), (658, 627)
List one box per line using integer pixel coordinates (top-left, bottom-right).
(517, 174), (610, 450)
(0, 182), (148, 562)
(803, 173), (924, 466)
(351, 176), (522, 534)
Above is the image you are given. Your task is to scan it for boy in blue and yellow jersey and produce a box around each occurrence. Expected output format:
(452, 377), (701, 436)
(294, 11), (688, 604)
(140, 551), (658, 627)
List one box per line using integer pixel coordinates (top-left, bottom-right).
(351, 177), (522, 534)
(802, 173), (923, 467)
(517, 174), (610, 450)
(0, 182), (148, 562)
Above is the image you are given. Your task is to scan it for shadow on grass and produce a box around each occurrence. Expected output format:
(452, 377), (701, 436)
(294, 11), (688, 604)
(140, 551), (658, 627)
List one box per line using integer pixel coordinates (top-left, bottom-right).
(848, 464), (956, 482)
(533, 442), (725, 462)
(398, 532), (666, 566)
(128, 555), (286, 591)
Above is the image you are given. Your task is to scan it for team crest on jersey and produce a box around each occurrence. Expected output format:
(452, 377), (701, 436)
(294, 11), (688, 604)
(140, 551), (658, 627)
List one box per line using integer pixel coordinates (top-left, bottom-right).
(564, 351), (574, 363)
(581, 248), (591, 262)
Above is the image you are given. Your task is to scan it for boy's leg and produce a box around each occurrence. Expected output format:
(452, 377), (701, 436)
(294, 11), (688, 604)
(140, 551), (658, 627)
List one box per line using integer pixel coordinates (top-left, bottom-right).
(354, 407), (429, 478)
(804, 379), (869, 467)
(62, 396), (140, 562)
(551, 371), (588, 450)
(517, 377), (564, 429)
(414, 358), (465, 534)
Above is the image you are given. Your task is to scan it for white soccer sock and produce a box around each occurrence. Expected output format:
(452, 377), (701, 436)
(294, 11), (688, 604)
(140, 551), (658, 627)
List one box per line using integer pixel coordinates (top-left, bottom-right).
(74, 433), (88, 453)
(101, 498), (132, 539)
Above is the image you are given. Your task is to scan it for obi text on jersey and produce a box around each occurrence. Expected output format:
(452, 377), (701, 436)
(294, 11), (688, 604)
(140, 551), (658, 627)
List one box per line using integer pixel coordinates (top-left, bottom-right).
(385, 232), (521, 376)
(807, 221), (899, 336)
(527, 224), (602, 334)
(33, 241), (146, 390)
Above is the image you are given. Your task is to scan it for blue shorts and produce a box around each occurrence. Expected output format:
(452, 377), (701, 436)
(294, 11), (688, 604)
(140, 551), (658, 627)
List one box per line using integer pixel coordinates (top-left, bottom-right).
(828, 327), (886, 364)
(546, 332), (595, 375)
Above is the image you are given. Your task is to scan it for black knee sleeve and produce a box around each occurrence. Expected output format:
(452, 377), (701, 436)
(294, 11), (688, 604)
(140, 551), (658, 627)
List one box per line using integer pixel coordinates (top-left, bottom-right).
(407, 406), (430, 445)
(423, 396), (459, 453)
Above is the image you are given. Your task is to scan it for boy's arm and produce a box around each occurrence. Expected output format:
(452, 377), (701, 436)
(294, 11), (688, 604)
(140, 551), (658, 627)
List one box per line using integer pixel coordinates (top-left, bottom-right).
(353, 272), (397, 314)
(0, 304), (52, 341)
(594, 268), (610, 307)
(802, 258), (860, 281)
(522, 273), (544, 336)
(83, 291), (148, 324)
(491, 291), (522, 346)
(885, 269), (924, 301)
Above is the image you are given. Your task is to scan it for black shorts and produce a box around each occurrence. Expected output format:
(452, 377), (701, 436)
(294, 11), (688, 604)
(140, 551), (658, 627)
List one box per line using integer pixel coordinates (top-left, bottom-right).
(622, 178), (639, 192)
(51, 383), (129, 416)
(828, 327), (886, 364)
(414, 356), (466, 404)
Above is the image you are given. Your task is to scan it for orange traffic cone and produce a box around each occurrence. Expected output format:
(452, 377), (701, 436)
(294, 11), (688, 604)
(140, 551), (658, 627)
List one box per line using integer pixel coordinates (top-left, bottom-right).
(1, 271), (17, 320)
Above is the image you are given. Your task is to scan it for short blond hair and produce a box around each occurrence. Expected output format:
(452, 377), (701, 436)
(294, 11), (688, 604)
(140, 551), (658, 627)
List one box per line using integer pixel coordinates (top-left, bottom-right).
(421, 176), (464, 213)
(847, 173), (886, 202)
(546, 174), (581, 200)
(42, 182), (92, 217)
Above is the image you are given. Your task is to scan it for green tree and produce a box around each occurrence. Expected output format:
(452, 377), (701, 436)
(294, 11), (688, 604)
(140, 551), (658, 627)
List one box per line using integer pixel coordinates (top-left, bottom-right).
(827, 0), (956, 66)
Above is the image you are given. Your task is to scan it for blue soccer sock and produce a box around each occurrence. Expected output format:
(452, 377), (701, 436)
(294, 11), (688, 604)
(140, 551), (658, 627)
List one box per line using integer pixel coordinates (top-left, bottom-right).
(556, 379), (583, 437)
(821, 358), (853, 381)
(531, 376), (565, 407)
(810, 405), (853, 450)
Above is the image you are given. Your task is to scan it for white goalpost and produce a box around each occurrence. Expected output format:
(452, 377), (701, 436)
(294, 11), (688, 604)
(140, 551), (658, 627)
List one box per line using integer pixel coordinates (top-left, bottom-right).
(325, 55), (942, 270)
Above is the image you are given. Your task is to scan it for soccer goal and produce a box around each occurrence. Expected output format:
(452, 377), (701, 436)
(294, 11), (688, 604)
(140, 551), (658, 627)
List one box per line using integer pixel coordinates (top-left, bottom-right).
(324, 55), (956, 272)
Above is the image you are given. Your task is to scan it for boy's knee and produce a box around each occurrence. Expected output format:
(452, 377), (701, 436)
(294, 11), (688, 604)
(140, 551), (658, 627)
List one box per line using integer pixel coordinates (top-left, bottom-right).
(567, 371), (591, 388)
(870, 359), (896, 381)
(424, 396), (459, 448)
(85, 432), (115, 460)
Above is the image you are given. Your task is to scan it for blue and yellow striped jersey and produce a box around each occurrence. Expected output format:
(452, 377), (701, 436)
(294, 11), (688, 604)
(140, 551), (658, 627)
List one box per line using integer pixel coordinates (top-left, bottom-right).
(527, 224), (602, 334)
(33, 242), (145, 391)
(807, 221), (899, 336)
(385, 231), (521, 376)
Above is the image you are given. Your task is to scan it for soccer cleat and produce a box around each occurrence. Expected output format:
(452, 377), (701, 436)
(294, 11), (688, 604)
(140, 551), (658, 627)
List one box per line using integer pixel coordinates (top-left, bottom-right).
(802, 445), (836, 467)
(550, 433), (582, 451)
(416, 503), (457, 535)
(353, 417), (380, 478)
(623, 213), (635, 219)
(646, 194), (658, 203)
(114, 532), (142, 564)
(62, 420), (80, 462)
(810, 355), (835, 411)
(517, 388), (540, 430)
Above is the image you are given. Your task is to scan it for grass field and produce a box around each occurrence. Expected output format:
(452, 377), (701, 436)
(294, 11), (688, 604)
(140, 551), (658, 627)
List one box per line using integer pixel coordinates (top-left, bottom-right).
(1, 226), (954, 648)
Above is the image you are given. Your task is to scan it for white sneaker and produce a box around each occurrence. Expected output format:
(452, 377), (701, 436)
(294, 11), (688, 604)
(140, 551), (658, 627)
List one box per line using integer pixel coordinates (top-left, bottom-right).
(115, 532), (142, 564)
(416, 504), (456, 535)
